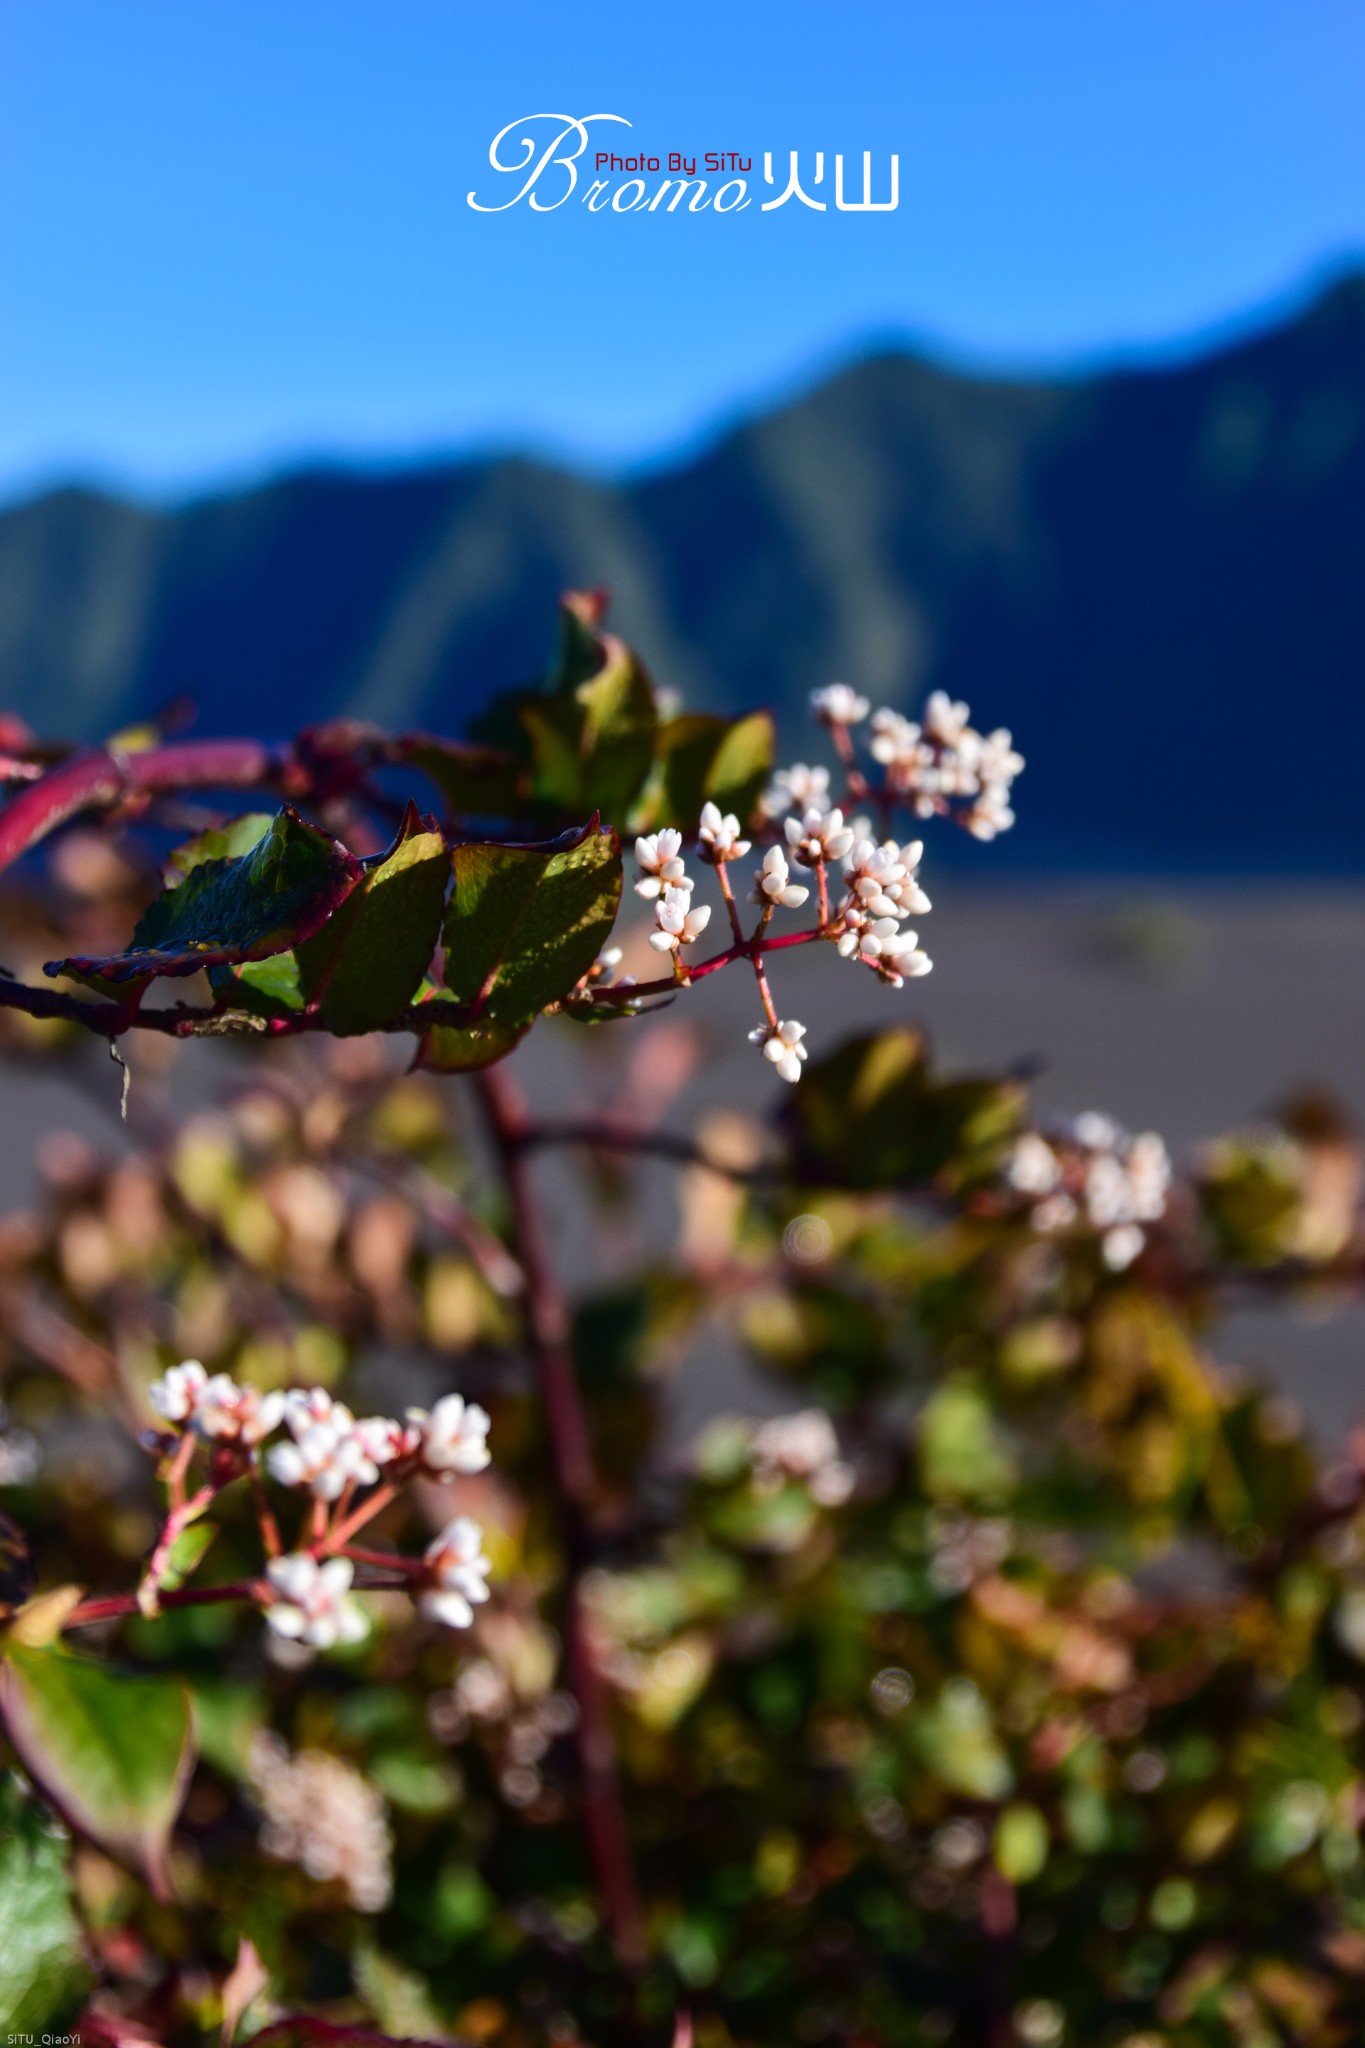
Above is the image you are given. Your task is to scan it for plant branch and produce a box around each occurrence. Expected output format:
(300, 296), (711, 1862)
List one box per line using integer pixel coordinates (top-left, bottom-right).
(0, 973), (475, 1043)
(515, 1117), (783, 1183)
(475, 1061), (646, 1972)
(591, 923), (827, 1009)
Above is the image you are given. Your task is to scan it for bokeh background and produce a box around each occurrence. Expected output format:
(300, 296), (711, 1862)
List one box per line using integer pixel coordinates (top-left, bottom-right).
(3, 0), (1364, 1426)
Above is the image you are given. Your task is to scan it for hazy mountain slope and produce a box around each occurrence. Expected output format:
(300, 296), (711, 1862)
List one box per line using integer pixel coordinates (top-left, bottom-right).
(1, 275), (1363, 868)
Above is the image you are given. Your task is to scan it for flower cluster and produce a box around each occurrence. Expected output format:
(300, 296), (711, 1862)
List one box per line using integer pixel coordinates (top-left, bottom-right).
(750, 1408), (855, 1507)
(831, 833), (933, 984)
(1006, 1112), (1172, 1270)
(247, 1731), (393, 1912)
(869, 690), (1024, 839)
(144, 1361), (494, 1643)
(611, 676), (1021, 1088)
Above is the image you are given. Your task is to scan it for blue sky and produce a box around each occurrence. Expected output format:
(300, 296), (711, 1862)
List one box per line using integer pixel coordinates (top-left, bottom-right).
(2, 0), (1364, 498)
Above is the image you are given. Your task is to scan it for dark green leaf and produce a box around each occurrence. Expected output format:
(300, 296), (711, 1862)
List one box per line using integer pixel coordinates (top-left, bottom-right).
(783, 1027), (1026, 1191)
(209, 950), (306, 1018)
(0, 1773), (88, 2033)
(417, 1016), (528, 1073)
(392, 736), (523, 819)
(0, 1643), (195, 1898)
(443, 818), (621, 1028)
(165, 811), (275, 882)
(297, 802), (450, 1035)
(657, 711), (774, 831)
(47, 807), (363, 986)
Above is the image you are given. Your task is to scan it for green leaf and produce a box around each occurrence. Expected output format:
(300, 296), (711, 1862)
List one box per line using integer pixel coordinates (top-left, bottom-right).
(656, 711), (775, 831)
(296, 802), (450, 1035)
(391, 736), (523, 819)
(189, 1677), (266, 1781)
(783, 1027), (1026, 1191)
(0, 1643), (195, 1898)
(912, 1680), (1014, 1801)
(165, 811), (275, 881)
(0, 1773), (88, 2033)
(416, 1016), (528, 1074)
(918, 1377), (1017, 1499)
(354, 1942), (450, 2038)
(506, 596), (660, 823)
(443, 818), (621, 1029)
(209, 950), (306, 1019)
(47, 807), (363, 986)
(994, 1803), (1050, 1884)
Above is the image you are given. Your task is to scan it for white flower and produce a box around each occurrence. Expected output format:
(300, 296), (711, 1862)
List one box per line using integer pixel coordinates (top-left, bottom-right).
(1102, 1224), (1146, 1272)
(869, 709), (922, 770)
(1007, 1133), (1061, 1196)
(749, 1018), (808, 1085)
(964, 786), (1015, 841)
(977, 727), (1025, 787)
(697, 801), (750, 863)
(750, 847), (809, 911)
(267, 1414), (374, 1500)
(754, 1408), (840, 1478)
(760, 762), (831, 819)
(836, 915), (931, 981)
(843, 837), (930, 918)
(1033, 1192), (1079, 1232)
(406, 1393), (491, 1478)
(1011, 1114), (1170, 1264)
(784, 805), (855, 867)
(283, 1386), (345, 1436)
(811, 683), (870, 727)
(265, 1553), (368, 1650)
(751, 1409), (853, 1502)
(418, 1515), (492, 1630)
(149, 1359), (208, 1427)
(922, 690), (974, 747)
(351, 1415), (420, 1468)
(1126, 1133), (1171, 1221)
(649, 884), (712, 953)
(633, 829), (692, 900)
(194, 1373), (286, 1448)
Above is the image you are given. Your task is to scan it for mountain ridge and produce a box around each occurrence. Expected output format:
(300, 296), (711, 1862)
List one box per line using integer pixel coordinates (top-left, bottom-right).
(3, 272), (1364, 870)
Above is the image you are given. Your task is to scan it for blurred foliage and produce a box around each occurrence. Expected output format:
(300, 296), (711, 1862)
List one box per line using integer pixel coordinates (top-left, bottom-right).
(0, 619), (1363, 2044)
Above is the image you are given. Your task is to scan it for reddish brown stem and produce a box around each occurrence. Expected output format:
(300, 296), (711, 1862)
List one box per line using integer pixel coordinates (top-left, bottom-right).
(592, 923), (826, 1008)
(714, 860), (746, 945)
(0, 973), (474, 1044)
(339, 1544), (417, 1574)
(0, 739), (283, 874)
(517, 1117), (783, 1183)
(137, 1479), (217, 1615)
(64, 1578), (270, 1629)
(475, 1062), (646, 1971)
(327, 1481), (400, 1550)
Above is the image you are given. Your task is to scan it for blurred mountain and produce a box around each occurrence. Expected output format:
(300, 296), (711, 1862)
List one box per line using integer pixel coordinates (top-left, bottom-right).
(3, 273), (1365, 870)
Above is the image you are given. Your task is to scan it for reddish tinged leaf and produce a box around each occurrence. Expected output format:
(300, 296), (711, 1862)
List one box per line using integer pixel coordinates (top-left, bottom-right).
(0, 1643), (195, 1900)
(45, 806), (363, 986)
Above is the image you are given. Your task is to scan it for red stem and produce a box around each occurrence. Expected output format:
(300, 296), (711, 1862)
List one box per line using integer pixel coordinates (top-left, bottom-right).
(592, 923), (826, 1008)
(475, 1062), (646, 1971)
(64, 1578), (270, 1629)
(0, 739), (284, 875)
(0, 974), (474, 1044)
